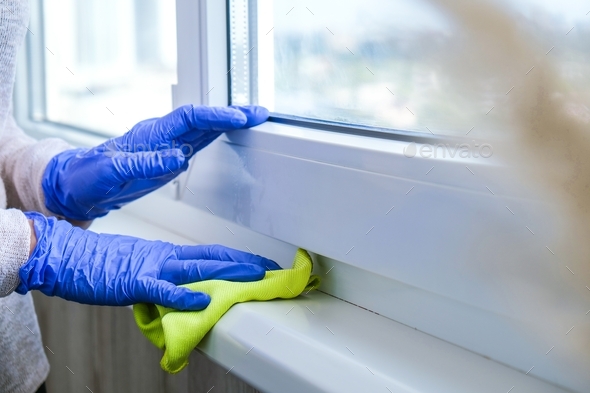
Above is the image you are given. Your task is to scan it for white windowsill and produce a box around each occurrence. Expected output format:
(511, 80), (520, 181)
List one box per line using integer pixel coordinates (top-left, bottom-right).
(90, 209), (567, 393)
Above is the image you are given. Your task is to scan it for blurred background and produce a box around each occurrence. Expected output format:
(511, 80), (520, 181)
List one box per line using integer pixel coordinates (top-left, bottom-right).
(231, 0), (590, 137)
(41, 0), (177, 136)
(38, 0), (590, 138)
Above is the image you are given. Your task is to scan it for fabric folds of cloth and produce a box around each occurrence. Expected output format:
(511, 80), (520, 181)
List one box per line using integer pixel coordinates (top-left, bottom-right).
(133, 248), (321, 373)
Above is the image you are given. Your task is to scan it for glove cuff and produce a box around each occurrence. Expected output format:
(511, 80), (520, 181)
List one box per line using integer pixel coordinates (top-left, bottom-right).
(16, 212), (48, 294)
(15, 212), (70, 295)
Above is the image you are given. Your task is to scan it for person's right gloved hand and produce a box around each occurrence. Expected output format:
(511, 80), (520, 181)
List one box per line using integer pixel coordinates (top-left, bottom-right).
(42, 105), (269, 221)
(16, 212), (281, 310)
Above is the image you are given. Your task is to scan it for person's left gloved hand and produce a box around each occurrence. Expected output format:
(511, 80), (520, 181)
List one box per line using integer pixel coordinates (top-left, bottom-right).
(18, 212), (282, 310)
(42, 105), (269, 221)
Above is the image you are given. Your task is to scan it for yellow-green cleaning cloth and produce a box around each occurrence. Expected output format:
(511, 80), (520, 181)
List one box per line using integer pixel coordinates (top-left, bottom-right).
(133, 248), (321, 373)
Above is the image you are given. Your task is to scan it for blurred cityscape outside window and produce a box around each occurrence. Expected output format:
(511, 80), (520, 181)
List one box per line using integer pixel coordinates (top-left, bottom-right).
(231, 0), (590, 137)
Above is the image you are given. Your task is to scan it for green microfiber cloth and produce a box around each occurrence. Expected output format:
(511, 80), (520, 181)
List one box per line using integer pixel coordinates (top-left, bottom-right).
(133, 248), (321, 373)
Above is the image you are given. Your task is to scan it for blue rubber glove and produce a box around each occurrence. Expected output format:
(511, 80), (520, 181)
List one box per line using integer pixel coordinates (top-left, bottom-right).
(42, 105), (269, 220)
(17, 212), (281, 310)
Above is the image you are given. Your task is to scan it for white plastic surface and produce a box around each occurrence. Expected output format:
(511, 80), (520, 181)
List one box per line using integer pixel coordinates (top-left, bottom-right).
(171, 121), (589, 391)
(199, 291), (567, 393)
(94, 210), (569, 393)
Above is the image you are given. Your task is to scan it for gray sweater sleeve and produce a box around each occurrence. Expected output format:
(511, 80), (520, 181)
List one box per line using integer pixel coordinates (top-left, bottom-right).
(0, 115), (71, 214)
(0, 0), (68, 214)
(0, 3), (58, 391)
(0, 115), (71, 297)
(0, 0), (80, 296)
(0, 0), (30, 298)
(0, 208), (30, 296)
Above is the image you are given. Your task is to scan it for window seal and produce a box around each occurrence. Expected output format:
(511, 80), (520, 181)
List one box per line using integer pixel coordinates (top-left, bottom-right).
(268, 113), (448, 144)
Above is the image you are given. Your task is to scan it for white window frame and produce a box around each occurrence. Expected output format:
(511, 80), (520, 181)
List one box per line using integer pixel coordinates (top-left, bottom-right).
(13, 1), (584, 391)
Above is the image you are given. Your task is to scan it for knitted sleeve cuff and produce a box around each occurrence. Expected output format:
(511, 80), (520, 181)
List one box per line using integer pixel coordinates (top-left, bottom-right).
(23, 138), (71, 216)
(0, 209), (32, 297)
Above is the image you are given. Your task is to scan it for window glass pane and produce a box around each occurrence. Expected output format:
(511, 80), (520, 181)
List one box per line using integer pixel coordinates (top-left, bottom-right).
(230, 0), (590, 136)
(42, 0), (177, 136)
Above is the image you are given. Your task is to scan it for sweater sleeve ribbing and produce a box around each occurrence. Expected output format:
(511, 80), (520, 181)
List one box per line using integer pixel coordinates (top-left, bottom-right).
(0, 115), (71, 214)
(0, 208), (30, 296)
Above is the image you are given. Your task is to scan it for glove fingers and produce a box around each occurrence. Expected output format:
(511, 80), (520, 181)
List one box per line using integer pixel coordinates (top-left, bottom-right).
(113, 150), (186, 182)
(229, 105), (270, 128)
(160, 259), (266, 285)
(143, 280), (211, 311)
(180, 130), (217, 144)
(192, 132), (224, 154)
(157, 105), (269, 142)
(174, 131), (222, 159)
(176, 244), (282, 271)
(159, 105), (247, 140)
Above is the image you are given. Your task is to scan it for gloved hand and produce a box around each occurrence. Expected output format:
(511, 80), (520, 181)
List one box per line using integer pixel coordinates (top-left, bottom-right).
(17, 212), (281, 310)
(42, 105), (269, 220)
